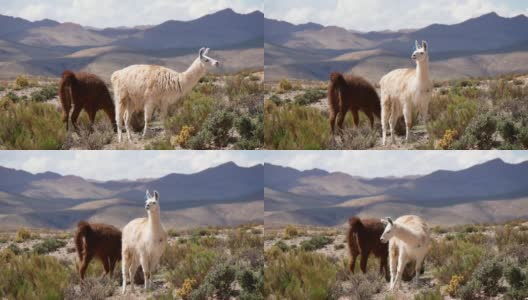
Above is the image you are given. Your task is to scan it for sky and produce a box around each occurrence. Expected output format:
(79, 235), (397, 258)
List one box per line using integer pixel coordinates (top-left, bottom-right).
(1, 151), (527, 181)
(265, 0), (528, 31)
(261, 150), (528, 178)
(0, 0), (263, 28)
(0, 151), (263, 181)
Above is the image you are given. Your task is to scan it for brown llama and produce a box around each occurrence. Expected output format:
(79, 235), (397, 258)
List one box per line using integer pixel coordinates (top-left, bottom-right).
(74, 221), (122, 281)
(347, 216), (389, 279)
(59, 70), (117, 132)
(328, 72), (381, 134)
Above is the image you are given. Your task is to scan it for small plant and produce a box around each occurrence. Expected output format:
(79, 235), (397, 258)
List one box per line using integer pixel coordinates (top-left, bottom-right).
(453, 111), (497, 149)
(274, 240), (289, 252)
(300, 235), (334, 251)
(176, 278), (198, 300)
(471, 259), (503, 296)
(284, 225), (298, 239)
(33, 238), (66, 254)
(446, 275), (464, 297)
(173, 125), (196, 147)
(278, 79), (293, 92)
(294, 89), (326, 105)
(15, 75), (30, 88)
(15, 228), (31, 242)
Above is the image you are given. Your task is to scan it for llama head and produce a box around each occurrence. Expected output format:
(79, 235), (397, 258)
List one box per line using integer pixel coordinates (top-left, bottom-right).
(199, 47), (220, 68)
(145, 190), (160, 213)
(411, 40), (428, 62)
(380, 217), (395, 243)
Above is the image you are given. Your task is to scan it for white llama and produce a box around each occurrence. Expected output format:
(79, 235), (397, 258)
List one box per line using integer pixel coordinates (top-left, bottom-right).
(380, 215), (432, 290)
(379, 40), (432, 145)
(121, 190), (167, 294)
(111, 47), (220, 142)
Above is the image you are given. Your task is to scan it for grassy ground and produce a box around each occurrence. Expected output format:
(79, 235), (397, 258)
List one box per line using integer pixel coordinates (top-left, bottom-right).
(0, 71), (263, 150)
(264, 220), (528, 300)
(0, 223), (264, 300)
(264, 74), (528, 150)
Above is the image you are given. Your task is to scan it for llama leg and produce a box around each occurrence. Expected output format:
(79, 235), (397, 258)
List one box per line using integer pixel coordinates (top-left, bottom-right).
(349, 254), (357, 273)
(351, 109), (360, 127)
(360, 251), (369, 273)
(337, 111), (346, 133)
(388, 111), (396, 145)
(122, 253), (128, 294)
(392, 252), (408, 290)
(79, 254), (93, 282)
(116, 103), (123, 142)
(142, 104), (153, 138)
(381, 103), (388, 145)
(380, 254), (389, 281)
(389, 245), (398, 289)
(63, 106), (71, 131)
(88, 109), (96, 132)
(414, 255), (425, 286)
(140, 255), (150, 290)
(71, 106), (83, 132)
(128, 259), (139, 293)
(365, 111), (375, 129)
(123, 109), (132, 142)
(329, 111), (337, 135)
(101, 257), (110, 279)
(403, 104), (412, 143)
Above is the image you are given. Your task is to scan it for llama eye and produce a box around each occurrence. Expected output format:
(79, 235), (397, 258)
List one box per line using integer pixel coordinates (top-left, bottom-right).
(205, 59), (210, 62)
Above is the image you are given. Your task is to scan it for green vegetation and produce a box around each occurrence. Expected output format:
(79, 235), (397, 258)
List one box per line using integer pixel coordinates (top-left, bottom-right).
(300, 235), (334, 251)
(32, 238), (67, 255)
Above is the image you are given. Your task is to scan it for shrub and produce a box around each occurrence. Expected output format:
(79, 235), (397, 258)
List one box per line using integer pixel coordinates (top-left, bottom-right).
(278, 79), (293, 92)
(15, 228), (31, 242)
(227, 229), (263, 255)
(300, 235), (334, 251)
(176, 278), (198, 300)
(4, 92), (20, 102)
(189, 109), (234, 148)
(471, 259), (503, 297)
(164, 91), (215, 137)
(414, 288), (443, 300)
(225, 75), (262, 105)
(274, 241), (289, 252)
(264, 250), (338, 300)
(446, 275), (464, 297)
(332, 125), (379, 150)
(0, 254), (71, 299)
(498, 119), (518, 144)
(33, 238), (66, 254)
(284, 225), (298, 239)
(453, 111), (497, 149)
(63, 277), (115, 299)
(427, 94), (477, 141)
(30, 85), (58, 102)
(264, 102), (330, 149)
(195, 261), (237, 300)
(429, 239), (484, 284)
(15, 75), (29, 88)
(294, 89), (326, 105)
(268, 95), (282, 106)
(162, 242), (217, 288)
(172, 125), (195, 148)
(0, 100), (66, 149)
(458, 279), (482, 300)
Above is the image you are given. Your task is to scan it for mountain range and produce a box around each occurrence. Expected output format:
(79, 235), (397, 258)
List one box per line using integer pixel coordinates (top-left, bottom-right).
(0, 8), (264, 79)
(264, 159), (528, 227)
(264, 12), (528, 82)
(0, 162), (263, 230)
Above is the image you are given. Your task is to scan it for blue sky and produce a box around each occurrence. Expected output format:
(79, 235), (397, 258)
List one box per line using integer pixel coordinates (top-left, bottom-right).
(0, 0), (263, 28)
(1, 151), (527, 181)
(265, 0), (528, 31)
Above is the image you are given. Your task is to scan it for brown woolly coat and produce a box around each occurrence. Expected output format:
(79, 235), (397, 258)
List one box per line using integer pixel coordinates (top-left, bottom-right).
(59, 70), (116, 131)
(347, 216), (389, 279)
(74, 221), (122, 280)
(328, 72), (381, 134)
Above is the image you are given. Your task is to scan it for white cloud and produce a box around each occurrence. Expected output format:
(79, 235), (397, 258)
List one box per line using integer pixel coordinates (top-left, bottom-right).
(0, 151), (262, 181)
(1, 0), (262, 28)
(265, 0), (527, 31)
(262, 150), (528, 178)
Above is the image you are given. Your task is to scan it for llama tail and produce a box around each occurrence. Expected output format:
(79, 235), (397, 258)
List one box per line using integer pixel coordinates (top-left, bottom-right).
(75, 221), (91, 261)
(328, 72), (344, 114)
(59, 70), (76, 123)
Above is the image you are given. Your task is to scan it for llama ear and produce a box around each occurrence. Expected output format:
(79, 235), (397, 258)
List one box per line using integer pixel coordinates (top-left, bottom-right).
(146, 189), (151, 199)
(199, 47), (206, 58)
(415, 40), (420, 50)
(154, 191), (159, 201)
(381, 218), (388, 225)
(387, 217), (393, 225)
(204, 48), (210, 56)
(422, 40), (427, 51)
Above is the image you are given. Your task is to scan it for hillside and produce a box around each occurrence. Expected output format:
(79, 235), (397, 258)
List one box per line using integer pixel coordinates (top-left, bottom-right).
(264, 159), (528, 226)
(0, 162), (263, 229)
(264, 12), (528, 82)
(0, 9), (264, 79)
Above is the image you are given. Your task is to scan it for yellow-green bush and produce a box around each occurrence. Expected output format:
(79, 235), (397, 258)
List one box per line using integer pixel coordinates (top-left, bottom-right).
(14, 228), (31, 242)
(0, 100), (66, 149)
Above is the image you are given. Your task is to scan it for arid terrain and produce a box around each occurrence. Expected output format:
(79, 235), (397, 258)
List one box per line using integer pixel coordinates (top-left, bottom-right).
(0, 223), (264, 299)
(264, 221), (528, 299)
(0, 70), (263, 150)
(264, 73), (528, 150)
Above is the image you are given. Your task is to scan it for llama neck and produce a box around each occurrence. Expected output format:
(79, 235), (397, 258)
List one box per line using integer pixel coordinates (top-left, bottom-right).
(179, 58), (207, 94)
(394, 224), (422, 246)
(147, 211), (162, 232)
(415, 58), (430, 86)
